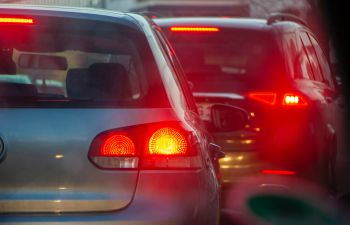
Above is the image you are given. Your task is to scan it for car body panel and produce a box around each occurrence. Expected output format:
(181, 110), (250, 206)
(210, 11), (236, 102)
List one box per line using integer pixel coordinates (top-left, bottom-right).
(0, 108), (178, 213)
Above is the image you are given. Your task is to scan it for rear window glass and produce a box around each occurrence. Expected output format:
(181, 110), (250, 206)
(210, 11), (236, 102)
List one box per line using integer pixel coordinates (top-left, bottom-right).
(0, 17), (169, 108)
(162, 27), (284, 92)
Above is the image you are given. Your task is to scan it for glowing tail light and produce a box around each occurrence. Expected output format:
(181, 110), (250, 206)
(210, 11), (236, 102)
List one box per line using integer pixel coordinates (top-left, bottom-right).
(283, 94), (308, 106)
(141, 126), (201, 169)
(0, 17), (34, 24)
(101, 134), (136, 156)
(148, 127), (188, 155)
(89, 133), (138, 169)
(248, 92), (277, 105)
(261, 170), (296, 175)
(248, 92), (308, 107)
(170, 26), (220, 32)
(88, 123), (202, 170)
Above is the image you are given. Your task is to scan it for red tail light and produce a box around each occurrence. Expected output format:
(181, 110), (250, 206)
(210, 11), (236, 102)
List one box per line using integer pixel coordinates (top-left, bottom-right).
(282, 93), (308, 106)
(248, 92), (308, 107)
(148, 127), (188, 155)
(101, 134), (136, 156)
(88, 123), (202, 170)
(0, 17), (34, 24)
(261, 169), (296, 175)
(89, 132), (138, 169)
(170, 26), (220, 32)
(248, 92), (277, 105)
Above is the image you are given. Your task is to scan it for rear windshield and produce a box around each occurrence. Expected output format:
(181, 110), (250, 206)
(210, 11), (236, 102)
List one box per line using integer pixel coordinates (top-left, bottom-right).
(162, 27), (284, 92)
(0, 16), (169, 108)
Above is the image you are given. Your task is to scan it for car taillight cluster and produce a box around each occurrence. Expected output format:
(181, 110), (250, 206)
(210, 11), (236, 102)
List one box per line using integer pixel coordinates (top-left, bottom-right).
(248, 92), (308, 107)
(88, 123), (202, 170)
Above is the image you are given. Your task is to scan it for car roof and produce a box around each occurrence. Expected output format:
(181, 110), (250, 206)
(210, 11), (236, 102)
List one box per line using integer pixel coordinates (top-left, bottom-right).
(0, 4), (142, 29)
(131, 0), (248, 8)
(133, 0), (248, 6)
(155, 17), (303, 33)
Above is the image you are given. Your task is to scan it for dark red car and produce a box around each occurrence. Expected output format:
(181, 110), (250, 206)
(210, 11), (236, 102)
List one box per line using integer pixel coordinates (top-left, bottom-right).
(155, 15), (341, 192)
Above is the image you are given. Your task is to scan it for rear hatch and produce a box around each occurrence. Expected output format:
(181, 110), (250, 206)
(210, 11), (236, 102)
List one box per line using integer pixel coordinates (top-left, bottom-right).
(0, 11), (170, 213)
(160, 24), (286, 151)
(0, 109), (174, 213)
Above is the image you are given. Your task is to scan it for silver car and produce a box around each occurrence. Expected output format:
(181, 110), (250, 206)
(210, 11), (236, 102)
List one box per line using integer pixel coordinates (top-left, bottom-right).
(0, 5), (248, 225)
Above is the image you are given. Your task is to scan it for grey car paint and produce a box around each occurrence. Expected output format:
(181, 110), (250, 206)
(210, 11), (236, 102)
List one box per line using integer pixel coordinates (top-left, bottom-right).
(0, 5), (220, 225)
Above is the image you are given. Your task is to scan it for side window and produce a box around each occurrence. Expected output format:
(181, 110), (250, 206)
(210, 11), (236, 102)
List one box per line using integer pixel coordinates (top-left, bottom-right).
(283, 33), (298, 79)
(309, 34), (335, 89)
(295, 35), (314, 80)
(300, 32), (324, 82)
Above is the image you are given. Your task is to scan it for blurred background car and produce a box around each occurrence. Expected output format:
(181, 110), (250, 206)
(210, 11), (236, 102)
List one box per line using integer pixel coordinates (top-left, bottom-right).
(0, 4), (247, 225)
(155, 15), (341, 194)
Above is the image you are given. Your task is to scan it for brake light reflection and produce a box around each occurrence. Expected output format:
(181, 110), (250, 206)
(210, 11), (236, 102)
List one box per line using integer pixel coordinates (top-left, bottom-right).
(170, 26), (220, 32)
(261, 170), (296, 175)
(0, 17), (34, 24)
(248, 92), (277, 105)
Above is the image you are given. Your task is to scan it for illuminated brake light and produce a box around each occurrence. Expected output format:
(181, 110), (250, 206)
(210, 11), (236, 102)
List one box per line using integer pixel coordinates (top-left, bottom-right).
(141, 126), (202, 169)
(248, 92), (277, 105)
(89, 124), (202, 170)
(0, 17), (34, 24)
(261, 170), (296, 175)
(101, 134), (136, 156)
(148, 127), (188, 155)
(283, 94), (308, 106)
(170, 26), (219, 32)
(89, 133), (138, 169)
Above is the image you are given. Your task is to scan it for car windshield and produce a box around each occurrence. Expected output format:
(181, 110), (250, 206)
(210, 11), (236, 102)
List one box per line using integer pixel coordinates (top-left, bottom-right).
(0, 17), (169, 108)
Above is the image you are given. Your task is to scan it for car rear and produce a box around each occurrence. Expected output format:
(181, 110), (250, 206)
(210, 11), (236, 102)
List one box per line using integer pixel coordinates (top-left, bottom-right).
(0, 7), (219, 225)
(156, 18), (319, 185)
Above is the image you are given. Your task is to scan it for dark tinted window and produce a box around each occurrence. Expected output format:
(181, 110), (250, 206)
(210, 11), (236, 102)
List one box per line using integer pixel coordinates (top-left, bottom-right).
(296, 33), (314, 80)
(283, 33), (298, 79)
(0, 17), (168, 108)
(162, 28), (284, 92)
(300, 32), (324, 82)
(309, 34), (335, 88)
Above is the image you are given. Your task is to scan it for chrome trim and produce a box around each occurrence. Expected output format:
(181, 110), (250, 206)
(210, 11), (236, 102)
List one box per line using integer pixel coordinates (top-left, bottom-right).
(193, 92), (244, 100)
(0, 199), (130, 213)
(0, 138), (4, 160)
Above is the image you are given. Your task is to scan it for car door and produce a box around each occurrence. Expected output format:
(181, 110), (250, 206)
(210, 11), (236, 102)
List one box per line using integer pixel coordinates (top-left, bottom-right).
(309, 32), (343, 160)
(299, 30), (336, 160)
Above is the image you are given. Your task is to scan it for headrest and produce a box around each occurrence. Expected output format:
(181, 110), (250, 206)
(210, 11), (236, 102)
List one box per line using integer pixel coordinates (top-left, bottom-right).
(87, 63), (130, 101)
(0, 59), (16, 74)
(0, 82), (37, 97)
(66, 68), (89, 99)
(0, 51), (16, 74)
(66, 63), (131, 101)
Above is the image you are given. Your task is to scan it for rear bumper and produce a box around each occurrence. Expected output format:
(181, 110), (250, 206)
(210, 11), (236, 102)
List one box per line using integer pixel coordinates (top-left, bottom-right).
(214, 121), (320, 187)
(0, 170), (219, 225)
(219, 152), (263, 186)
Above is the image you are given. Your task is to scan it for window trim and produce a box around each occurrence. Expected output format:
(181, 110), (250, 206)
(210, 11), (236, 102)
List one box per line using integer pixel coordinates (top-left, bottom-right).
(153, 26), (198, 113)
